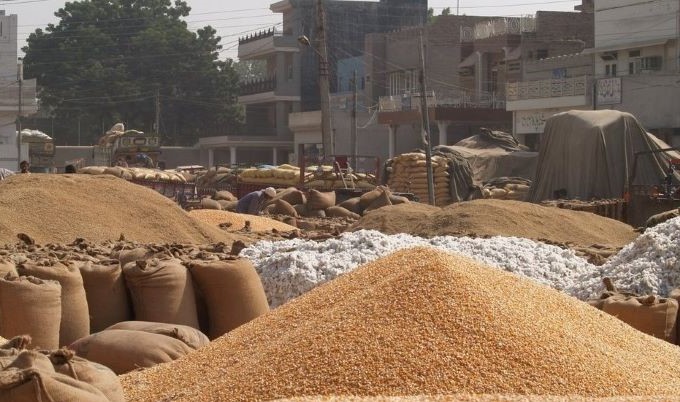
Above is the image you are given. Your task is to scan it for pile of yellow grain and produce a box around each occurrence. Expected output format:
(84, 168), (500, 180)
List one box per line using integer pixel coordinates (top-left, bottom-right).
(122, 248), (680, 401)
(275, 397), (676, 402)
(188, 209), (296, 232)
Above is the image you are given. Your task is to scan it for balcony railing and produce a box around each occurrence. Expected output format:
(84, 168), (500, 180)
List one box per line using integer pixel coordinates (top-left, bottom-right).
(239, 27), (278, 45)
(473, 16), (536, 40)
(505, 76), (587, 101)
(379, 90), (505, 112)
(239, 76), (277, 96)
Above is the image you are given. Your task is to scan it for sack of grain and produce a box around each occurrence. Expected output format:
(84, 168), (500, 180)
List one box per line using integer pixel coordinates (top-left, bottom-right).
(271, 199), (298, 217)
(602, 295), (678, 344)
(116, 247), (154, 268)
(271, 187), (306, 206)
(338, 197), (362, 214)
(388, 195), (410, 205)
(68, 329), (194, 375)
(325, 206), (360, 220)
(46, 348), (125, 402)
(490, 188), (508, 199)
(0, 350), (109, 401)
(200, 198), (222, 210)
(123, 258), (200, 329)
(363, 189), (393, 214)
(293, 204), (307, 217)
(217, 200), (238, 211)
(188, 259), (269, 339)
(0, 259), (17, 278)
(105, 321), (209, 350)
(214, 191), (237, 201)
(17, 262), (90, 347)
(359, 187), (384, 209)
(77, 260), (132, 333)
(303, 208), (326, 218)
(307, 189), (336, 211)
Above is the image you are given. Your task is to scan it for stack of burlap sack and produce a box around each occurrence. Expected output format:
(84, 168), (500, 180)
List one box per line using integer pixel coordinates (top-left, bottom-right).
(588, 278), (680, 345)
(480, 177), (532, 201)
(79, 166), (188, 183)
(0, 253), (269, 376)
(303, 165), (376, 190)
(193, 166), (237, 187)
(386, 153), (451, 206)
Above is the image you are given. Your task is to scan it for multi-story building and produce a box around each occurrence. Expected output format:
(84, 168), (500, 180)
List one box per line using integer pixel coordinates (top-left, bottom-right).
(0, 11), (38, 171)
(582, 0), (680, 146)
(201, 0), (427, 167)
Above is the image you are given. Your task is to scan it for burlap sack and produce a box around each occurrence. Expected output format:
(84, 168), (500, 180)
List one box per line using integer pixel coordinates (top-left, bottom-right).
(325, 206), (360, 219)
(123, 258), (200, 329)
(0, 276), (61, 350)
(200, 197), (222, 210)
(214, 190), (237, 201)
(363, 189), (393, 214)
(188, 259), (269, 339)
(47, 348), (125, 402)
(307, 189), (336, 211)
(217, 200), (238, 211)
(17, 262), (90, 347)
(389, 195), (410, 205)
(271, 199), (298, 217)
(303, 208), (326, 218)
(69, 329), (194, 375)
(602, 295), (678, 344)
(293, 203), (307, 216)
(78, 260), (132, 333)
(338, 197), (362, 214)
(0, 259), (17, 278)
(358, 187), (384, 209)
(106, 321), (209, 350)
(0, 351), (109, 401)
(270, 187), (306, 206)
(116, 247), (154, 268)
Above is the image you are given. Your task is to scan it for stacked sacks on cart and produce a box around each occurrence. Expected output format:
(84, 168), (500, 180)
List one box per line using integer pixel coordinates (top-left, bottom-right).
(0, 241), (270, 376)
(478, 177), (532, 201)
(78, 166), (188, 183)
(303, 165), (377, 190)
(384, 153), (458, 206)
(193, 166), (237, 187)
(238, 164), (301, 187)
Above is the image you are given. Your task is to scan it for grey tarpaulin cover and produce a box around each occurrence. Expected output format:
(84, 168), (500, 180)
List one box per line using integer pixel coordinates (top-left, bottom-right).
(528, 110), (680, 202)
(435, 128), (538, 184)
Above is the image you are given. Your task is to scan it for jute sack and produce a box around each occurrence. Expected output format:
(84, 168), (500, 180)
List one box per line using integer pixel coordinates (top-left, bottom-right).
(269, 187), (306, 206)
(0, 276), (61, 350)
(217, 200), (238, 211)
(303, 208), (326, 218)
(77, 260), (132, 333)
(17, 262), (90, 347)
(325, 206), (360, 219)
(0, 259), (17, 278)
(389, 195), (410, 205)
(602, 295), (678, 344)
(271, 199), (298, 217)
(214, 190), (237, 201)
(105, 321), (209, 350)
(307, 189), (336, 211)
(123, 258), (200, 329)
(200, 197), (222, 210)
(46, 348), (125, 402)
(188, 259), (270, 339)
(0, 351), (109, 401)
(69, 329), (194, 375)
(338, 197), (362, 214)
(363, 189), (393, 214)
(116, 247), (154, 268)
(358, 187), (384, 209)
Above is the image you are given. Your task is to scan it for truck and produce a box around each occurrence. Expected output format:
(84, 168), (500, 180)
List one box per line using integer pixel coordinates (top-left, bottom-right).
(93, 123), (160, 167)
(22, 130), (55, 173)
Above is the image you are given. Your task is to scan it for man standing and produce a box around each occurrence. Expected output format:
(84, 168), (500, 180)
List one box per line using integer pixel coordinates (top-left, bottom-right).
(236, 187), (276, 215)
(19, 161), (30, 174)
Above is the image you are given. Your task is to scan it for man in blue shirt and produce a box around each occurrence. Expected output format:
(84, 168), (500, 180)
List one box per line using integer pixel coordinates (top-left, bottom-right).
(236, 187), (276, 215)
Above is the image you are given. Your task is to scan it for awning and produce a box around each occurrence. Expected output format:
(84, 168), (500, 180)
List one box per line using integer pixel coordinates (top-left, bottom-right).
(458, 53), (477, 68)
(581, 38), (670, 55)
(504, 47), (521, 61)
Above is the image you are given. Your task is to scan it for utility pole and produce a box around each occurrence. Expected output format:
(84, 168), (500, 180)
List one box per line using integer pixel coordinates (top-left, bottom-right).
(16, 59), (23, 170)
(155, 89), (161, 138)
(593, 78), (598, 111)
(457, 0), (460, 15)
(418, 31), (435, 205)
(316, 0), (333, 157)
(351, 70), (358, 168)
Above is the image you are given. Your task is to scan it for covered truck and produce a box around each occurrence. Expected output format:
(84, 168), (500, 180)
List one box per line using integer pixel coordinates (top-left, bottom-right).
(93, 123), (160, 167)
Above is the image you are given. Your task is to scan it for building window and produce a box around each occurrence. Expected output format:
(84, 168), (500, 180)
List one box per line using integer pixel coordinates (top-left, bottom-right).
(605, 63), (617, 77)
(536, 49), (548, 60)
(629, 56), (663, 74)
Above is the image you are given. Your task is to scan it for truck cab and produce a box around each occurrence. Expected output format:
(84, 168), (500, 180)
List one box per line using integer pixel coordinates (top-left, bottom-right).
(93, 125), (160, 167)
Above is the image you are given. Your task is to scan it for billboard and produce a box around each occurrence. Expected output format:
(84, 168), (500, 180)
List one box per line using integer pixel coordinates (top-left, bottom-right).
(596, 77), (622, 105)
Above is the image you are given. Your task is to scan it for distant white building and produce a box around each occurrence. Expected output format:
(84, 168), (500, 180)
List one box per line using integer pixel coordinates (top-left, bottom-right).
(0, 11), (38, 171)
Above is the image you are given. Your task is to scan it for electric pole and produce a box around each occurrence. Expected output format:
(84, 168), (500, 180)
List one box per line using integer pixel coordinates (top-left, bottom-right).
(351, 70), (358, 167)
(316, 0), (333, 157)
(16, 59), (23, 170)
(418, 31), (435, 205)
(155, 89), (161, 137)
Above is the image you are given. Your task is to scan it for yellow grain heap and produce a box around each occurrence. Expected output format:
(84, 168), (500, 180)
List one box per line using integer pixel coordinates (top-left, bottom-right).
(188, 209), (297, 232)
(122, 248), (680, 401)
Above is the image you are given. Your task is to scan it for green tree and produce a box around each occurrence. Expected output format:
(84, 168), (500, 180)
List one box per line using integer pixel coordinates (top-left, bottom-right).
(234, 60), (268, 83)
(441, 7), (451, 16)
(23, 0), (243, 146)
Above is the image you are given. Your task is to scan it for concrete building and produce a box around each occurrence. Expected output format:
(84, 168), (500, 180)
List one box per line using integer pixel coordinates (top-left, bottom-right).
(202, 0), (427, 167)
(582, 0), (680, 146)
(0, 11), (38, 171)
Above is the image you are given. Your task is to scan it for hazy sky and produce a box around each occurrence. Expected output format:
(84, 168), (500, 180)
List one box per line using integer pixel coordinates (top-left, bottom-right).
(6, 0), (581, 60)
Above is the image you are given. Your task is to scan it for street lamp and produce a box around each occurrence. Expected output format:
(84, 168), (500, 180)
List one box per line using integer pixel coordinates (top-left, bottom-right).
(298, 33), (334, 157)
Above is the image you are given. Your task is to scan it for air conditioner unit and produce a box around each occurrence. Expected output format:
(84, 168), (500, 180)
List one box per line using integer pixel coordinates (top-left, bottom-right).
(600, 51), (618, 61)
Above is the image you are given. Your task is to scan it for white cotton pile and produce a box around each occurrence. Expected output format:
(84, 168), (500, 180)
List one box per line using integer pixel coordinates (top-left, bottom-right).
(242, 230), (594, 307)
(568, 216), (680, 299)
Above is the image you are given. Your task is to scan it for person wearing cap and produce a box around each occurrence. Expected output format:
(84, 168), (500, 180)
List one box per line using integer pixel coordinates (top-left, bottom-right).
(236, 187), (276, 215)
(136, 153), (155, 169)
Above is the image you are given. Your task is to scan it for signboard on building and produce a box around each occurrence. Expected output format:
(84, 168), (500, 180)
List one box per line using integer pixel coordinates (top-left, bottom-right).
(596, 77), (622, 105)
(515, 108), (567, 134)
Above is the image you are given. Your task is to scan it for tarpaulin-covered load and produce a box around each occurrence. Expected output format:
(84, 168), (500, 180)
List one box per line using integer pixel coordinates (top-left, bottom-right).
(434, 128), (538, 184)
(528, 110), (680, 202)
